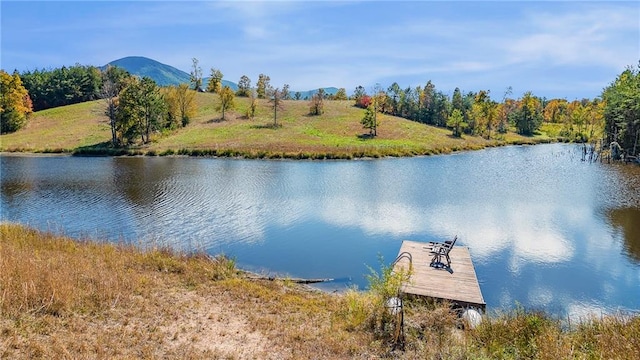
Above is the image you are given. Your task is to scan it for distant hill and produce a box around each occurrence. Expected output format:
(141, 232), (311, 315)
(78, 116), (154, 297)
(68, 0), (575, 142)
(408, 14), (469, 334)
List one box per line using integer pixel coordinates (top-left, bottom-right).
(105, 56), (190, 87)
(295, 87), (339, 100)
(104, 56), (237, 90)
(104, 56), (339, 96)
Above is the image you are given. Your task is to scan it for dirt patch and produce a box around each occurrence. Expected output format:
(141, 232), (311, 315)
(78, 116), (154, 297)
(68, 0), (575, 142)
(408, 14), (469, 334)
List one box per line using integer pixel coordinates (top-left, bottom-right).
(155, 288), (283, 359)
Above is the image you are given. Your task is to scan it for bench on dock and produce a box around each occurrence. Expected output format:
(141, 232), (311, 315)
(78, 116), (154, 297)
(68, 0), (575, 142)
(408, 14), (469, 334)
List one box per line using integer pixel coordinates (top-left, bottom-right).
(425, 236), (457, 268)
(394, 240), (485, 310)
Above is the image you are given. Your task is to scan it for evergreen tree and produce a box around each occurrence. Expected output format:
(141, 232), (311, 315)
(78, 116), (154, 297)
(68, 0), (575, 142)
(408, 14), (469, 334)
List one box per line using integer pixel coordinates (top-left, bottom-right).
(446, 109), (467, 137)
(361, 104), (378, 136)
(602, 63), (640, 156)
(510, 91), (543, 136)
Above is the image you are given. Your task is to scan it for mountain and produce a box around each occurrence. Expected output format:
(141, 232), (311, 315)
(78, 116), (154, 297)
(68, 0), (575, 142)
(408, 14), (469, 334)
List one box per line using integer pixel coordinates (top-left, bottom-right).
(104, 56), (237, 90)
(294, 87), (339, 100)
(104, 56), (339, 96)
(105, 56), (191, 87)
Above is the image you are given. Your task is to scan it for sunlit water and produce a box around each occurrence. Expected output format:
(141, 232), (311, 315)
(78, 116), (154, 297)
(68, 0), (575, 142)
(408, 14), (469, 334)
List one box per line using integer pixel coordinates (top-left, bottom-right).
(2, 144), (639, 318)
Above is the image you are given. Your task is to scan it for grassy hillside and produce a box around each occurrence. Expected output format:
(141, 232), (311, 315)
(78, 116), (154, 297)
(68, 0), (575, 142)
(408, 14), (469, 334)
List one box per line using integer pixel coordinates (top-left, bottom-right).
(2, 223), (638, 359)
(0, 93), (556, 158)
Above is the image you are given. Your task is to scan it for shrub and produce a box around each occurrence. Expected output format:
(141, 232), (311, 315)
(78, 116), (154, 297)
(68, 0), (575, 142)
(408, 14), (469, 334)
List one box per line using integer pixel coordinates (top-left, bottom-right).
(355, 95), (372, 109)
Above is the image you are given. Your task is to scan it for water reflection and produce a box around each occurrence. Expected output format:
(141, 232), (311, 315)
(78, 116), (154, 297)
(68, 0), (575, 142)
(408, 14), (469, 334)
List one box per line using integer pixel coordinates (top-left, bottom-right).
(607, 208), (640, 263)
(1, 144), (639, 317)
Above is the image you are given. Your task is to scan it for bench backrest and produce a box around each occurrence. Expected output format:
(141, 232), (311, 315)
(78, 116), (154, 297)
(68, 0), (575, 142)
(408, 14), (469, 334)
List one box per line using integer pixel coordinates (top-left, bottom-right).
(441, 236), (457, 254)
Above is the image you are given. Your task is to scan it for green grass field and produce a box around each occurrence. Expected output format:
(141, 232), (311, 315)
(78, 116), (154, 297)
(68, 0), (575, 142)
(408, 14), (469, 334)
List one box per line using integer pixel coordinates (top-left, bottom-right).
(1, 92), (558, 158)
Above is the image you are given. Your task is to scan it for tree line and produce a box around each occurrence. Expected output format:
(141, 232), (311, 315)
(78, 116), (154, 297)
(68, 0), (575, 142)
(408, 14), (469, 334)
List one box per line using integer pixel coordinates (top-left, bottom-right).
(352, 81), (607, 141)
(20, 64), (103, 112)
(2, 60), (638, 158)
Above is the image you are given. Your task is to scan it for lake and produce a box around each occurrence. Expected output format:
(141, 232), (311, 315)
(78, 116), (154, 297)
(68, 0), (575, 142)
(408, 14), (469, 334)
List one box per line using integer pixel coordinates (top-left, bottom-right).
(1, 143), (639, 318)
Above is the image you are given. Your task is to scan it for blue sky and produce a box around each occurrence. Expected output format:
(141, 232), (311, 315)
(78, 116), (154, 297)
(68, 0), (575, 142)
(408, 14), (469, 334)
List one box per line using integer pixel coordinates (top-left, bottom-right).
(1, 1), (638, 99)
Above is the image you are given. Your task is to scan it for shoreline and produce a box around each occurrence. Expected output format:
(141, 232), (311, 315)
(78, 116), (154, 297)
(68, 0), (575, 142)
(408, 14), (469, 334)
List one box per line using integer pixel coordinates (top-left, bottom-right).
(0, 136), (557, 160)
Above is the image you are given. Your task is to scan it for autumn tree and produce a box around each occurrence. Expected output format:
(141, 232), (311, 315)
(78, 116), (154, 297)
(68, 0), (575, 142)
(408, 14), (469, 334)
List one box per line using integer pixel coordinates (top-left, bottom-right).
(246, 89), (257, 119)
(206, 68), (223, 93)
(496, 87), (515, 134)
(587, 99), (605, 140)
(387, 82), (401, 116)
(0, 70), (33, 133)
(372, 84), (388, 115)
(334, 88), (348, 100)
(353, 85), (366, 102)
(446, 109), (467, 137)
(190, 58), (203, 91)
(102, 76), (119, 146)
(256, 74), (271, 99)
(217, 85), (235, 120)
(470, 90), (497, 138)
(309, 88), (325, 115)
(282, 84), (291, 100)
(269, 87), (284, 127)
(569, 100), (589, 137)
(236, 75), (251, 97)
(356, 95), (372, 109)
(543, 99), (568, 123)
(164, 83), (196, 128)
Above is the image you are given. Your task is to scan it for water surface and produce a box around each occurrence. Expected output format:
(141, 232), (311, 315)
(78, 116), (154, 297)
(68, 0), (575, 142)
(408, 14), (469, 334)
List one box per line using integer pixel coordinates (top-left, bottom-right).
(2, 144), (639, 317)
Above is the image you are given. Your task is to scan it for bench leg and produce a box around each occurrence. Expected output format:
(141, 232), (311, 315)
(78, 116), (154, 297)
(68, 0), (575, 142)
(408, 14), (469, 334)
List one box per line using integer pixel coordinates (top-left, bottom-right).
(430, 253), (440, 267)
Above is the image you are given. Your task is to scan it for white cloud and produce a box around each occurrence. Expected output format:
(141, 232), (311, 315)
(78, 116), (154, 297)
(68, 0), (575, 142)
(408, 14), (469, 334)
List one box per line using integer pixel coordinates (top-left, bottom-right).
(3, 1), (638, 98)
(504, 3), (639, 70)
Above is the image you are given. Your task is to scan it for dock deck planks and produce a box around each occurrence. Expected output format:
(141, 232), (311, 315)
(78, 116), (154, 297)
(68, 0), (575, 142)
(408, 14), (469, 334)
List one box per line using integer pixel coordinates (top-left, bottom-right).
(394, 240), (485, 309)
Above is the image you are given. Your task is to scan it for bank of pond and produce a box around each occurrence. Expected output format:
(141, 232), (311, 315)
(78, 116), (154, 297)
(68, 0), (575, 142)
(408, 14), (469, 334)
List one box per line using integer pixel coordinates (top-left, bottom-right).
(1, 223), (638, 359)
(6, 134), (559, 160)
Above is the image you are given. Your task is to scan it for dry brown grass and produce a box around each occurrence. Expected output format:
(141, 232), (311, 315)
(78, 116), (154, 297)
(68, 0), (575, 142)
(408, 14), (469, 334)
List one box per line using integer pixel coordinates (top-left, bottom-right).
(2, 223), (639, 359)
(0, 223), (377, 359)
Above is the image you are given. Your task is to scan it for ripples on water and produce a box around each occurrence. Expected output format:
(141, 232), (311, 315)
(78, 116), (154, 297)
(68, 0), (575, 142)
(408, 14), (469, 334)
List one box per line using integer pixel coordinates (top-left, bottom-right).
(1, 144), (639, 318)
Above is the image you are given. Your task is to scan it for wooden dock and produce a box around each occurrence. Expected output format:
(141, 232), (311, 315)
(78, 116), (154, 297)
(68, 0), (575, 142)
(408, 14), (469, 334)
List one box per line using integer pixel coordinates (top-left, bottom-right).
(393, 240), (485, 309)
